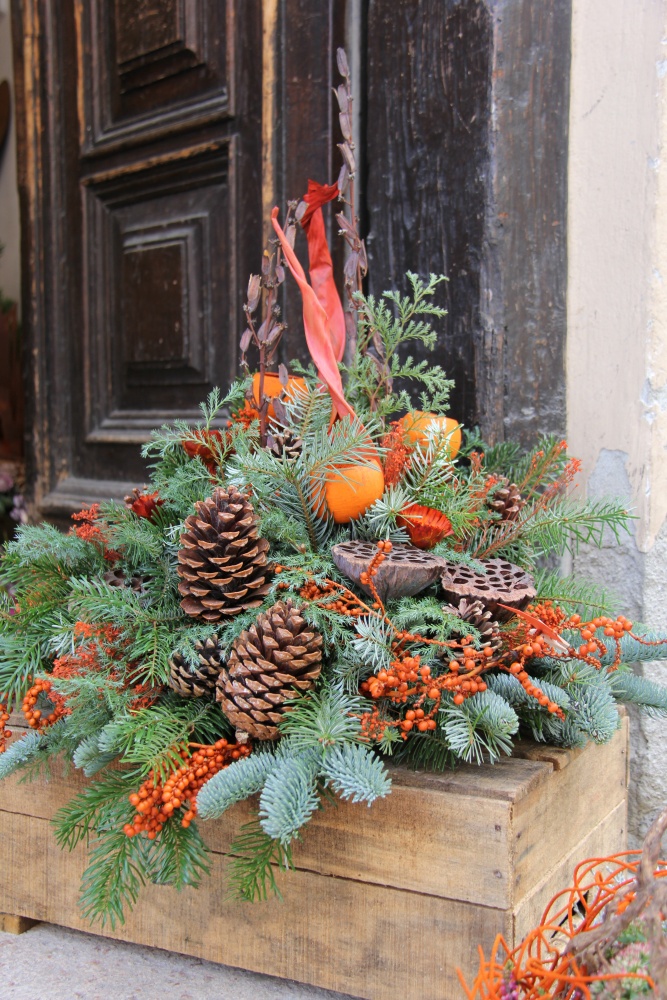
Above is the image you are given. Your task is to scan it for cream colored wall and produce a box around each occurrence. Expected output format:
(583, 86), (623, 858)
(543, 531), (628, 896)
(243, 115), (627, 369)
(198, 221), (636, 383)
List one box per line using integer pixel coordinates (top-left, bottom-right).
(568, 0), (667, 841)
(0, 9), (19, 309)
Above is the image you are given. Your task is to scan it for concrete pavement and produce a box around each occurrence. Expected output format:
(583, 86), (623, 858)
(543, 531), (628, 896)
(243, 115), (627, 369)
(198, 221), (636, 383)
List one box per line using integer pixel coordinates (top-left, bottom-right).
(0, 922), (359, 1000)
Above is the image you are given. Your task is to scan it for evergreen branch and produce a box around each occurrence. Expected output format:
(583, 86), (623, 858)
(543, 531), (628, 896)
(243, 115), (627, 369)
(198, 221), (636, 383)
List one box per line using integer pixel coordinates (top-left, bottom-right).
(440, 690), (519, 764)
(533, 570), (621, 616)
(143, 819), (210, 891)
(278, 686), (364, 751)
(0, 731), (44, 780)
(610, 668), (667, 717)
(196, 749), (277, 819)
(97, 697), (223, 780)
(72, 735), (118, 777)
(321, 743), (391, 804)
(79, 827), (148, 929)
(258, 752), (321, 845)
(52, 770), (138, 851)
(226, 815), (294, 902)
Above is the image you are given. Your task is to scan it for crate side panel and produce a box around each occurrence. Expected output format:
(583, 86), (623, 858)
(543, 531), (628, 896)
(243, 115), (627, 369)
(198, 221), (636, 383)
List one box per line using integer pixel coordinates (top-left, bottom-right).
(511, 717), (628, 907)
(0, 809), (511, 1000)
(512, 798), (627, 943)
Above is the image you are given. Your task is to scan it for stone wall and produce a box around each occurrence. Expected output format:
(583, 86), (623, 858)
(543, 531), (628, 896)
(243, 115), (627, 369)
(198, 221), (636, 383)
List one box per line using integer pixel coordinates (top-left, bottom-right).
(567, 0), (667, 842)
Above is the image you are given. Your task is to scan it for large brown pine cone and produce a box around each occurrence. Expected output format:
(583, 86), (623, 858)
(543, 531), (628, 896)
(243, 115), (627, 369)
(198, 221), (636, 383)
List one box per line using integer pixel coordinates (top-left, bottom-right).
(168, 636), (222, 698)
(177, 486), (272, 622)
(442, 598), (503, 659)
(487, 478), (526, 522)
(216, 599), (323, 740)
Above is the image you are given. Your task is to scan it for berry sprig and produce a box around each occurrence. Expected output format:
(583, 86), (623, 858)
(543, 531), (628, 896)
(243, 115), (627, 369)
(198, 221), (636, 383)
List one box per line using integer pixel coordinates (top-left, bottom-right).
(123, 739), (251, 840)
(21, 678), (69, 730)
(0, 697), (11, 753)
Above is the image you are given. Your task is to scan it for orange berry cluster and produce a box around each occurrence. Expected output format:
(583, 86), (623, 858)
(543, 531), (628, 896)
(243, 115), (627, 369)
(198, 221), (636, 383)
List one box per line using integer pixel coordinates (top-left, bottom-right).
(359, 538), (392, 595)
(21, 678), (69, 730)
(123, 739), (251, 840)
(0, 698), (10, 752)
(507, 660), (561, 714)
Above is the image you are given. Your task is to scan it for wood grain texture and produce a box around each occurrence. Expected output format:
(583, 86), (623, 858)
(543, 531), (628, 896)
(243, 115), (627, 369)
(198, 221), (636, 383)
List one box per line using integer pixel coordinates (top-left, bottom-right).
(479, 0), (571, 446)
(366, 0), (570, 445)
(0, 724), (628, 998)
(0, 809), (512, 999)
(0, 913), (39, 934)
(513, 798), (627, 942)
(366, 0), (492, 430)
(11, 0), (262, 520)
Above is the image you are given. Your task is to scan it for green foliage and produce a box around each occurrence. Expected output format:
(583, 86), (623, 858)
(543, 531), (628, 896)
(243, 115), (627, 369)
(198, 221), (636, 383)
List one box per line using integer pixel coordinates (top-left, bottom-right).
(610, 669), (667, 716)
(196, 750), (278, 819)
(321, 743), (391, 804)
(258, 752), (321, 845)
(278, 686), (364, 750)
(2, 265), (667, 927)
(440, 690), (519, 764)
(97, 696), (227, 781)
(344, 273), (454, 423)
(0, 731), (43, 779)
(226, 816), (294, 902)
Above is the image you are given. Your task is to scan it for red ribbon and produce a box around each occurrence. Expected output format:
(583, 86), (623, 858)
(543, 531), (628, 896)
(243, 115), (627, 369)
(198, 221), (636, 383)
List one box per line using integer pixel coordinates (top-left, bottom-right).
(300, 181), (346, 364)
(271, 207), (355, 421)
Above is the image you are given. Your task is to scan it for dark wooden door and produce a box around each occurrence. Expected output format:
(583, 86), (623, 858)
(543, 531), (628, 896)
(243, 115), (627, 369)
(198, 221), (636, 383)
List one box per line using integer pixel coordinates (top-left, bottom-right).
(12, 0), (570, 520)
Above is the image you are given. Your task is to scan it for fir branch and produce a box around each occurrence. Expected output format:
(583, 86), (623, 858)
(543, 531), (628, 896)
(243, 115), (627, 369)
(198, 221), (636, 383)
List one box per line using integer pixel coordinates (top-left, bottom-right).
(79, 827), (147, 929)
(441, 690), (519, 764)
(321, 743), (391, 804)
(196, 749), (277, 820)
(258, 751), (321, 845)
(97, 696), (223, 780)
(610, 668), (667, 717)
(391, 730), (457, 771)
(350, 616), (395, 672)
(567, 684), (620, 743)
(533, 570), (621, 616)
(226, 815), (294, 902)
(0, 731), (44, 780)
(143, 818), (210, 891)
(72, 735), (118, 777)
(278, 686), (364, 751)
(53, 770), (137, 851)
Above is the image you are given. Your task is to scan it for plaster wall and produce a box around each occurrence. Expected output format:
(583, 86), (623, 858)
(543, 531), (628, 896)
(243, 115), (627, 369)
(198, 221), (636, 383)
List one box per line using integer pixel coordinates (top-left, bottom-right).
(0, 10), (19, 308)
(568, 0), (667, 841)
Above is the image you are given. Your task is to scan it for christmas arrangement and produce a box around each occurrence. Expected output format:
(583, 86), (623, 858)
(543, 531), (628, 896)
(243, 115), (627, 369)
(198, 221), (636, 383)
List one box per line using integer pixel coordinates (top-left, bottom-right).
(460, 805), (667, 999)
(3, 51), (667, 928)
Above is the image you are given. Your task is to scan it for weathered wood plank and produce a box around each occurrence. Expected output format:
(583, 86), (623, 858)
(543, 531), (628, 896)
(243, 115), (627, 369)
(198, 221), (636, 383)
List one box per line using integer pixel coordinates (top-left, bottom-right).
(0, 809), (511, 1000)
(511, 717), (628, 905)
(0, 724), (628, 914)
(513, 798), (627, 942)
(0, 913), (39, 934)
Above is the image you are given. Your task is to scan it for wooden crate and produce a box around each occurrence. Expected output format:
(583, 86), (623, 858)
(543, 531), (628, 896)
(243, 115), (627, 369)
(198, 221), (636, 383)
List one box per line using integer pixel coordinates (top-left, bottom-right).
(0, 717), (628, 1000)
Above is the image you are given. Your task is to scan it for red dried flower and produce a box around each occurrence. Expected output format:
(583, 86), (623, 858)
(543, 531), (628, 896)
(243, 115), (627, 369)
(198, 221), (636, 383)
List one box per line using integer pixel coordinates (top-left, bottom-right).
(396, 503), (454, 549)
(182, 429), (228, 473)
(124, 488), (164, 522)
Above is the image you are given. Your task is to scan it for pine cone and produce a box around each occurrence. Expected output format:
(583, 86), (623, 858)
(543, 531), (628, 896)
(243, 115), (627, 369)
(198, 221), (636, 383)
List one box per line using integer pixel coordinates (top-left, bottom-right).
(168, 637), (222, 698)
(442, 598), (502, 657)
(177, 486), (272, 622)
(487, 478), (526, 522)
(267, 427), (303, 462)
(216, 599), (323, 740)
